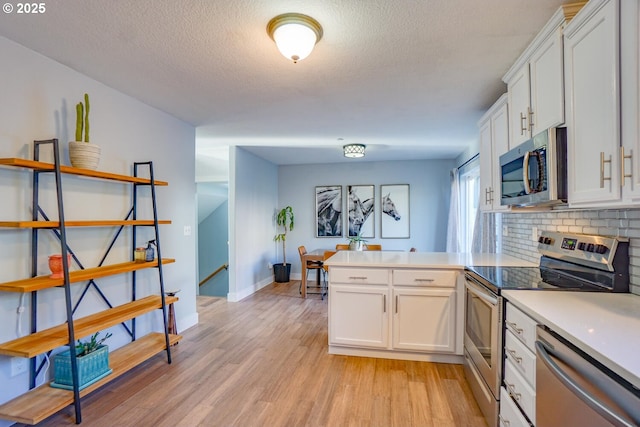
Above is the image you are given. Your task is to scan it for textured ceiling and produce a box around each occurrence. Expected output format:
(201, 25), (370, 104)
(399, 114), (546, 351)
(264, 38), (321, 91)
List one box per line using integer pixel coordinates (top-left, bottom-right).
(0, 0), (570, 166)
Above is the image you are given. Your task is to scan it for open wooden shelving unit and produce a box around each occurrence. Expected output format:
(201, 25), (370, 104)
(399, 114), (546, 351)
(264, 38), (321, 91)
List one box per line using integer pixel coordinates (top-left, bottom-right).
(0, 259), (175, 293)
(0, 141), (179, 424)
(0, 332), (181, 425)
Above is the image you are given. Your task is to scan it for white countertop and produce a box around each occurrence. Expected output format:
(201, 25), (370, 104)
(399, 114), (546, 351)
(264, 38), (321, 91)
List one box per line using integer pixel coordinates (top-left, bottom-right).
(324, 251), (537, 269)
(503, 290), (640, 390)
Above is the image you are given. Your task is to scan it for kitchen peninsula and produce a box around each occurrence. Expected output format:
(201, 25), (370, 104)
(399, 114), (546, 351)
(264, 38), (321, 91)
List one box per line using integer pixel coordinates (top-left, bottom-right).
(324, 251), (535, 363)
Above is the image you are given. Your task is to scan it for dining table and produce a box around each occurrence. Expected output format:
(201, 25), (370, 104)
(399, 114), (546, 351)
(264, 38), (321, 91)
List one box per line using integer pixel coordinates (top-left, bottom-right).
(300, 248), (327, 298)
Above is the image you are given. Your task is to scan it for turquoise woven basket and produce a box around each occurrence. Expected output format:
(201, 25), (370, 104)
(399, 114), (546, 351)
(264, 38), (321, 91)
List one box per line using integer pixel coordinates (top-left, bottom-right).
(51, 345), (112, 390)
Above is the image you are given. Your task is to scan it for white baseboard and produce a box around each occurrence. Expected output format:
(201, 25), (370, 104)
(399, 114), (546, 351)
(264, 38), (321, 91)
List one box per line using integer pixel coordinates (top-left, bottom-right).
(177, 312), (199, 332)
(329, 345), (464, 364)
(227, 276), (273, 302)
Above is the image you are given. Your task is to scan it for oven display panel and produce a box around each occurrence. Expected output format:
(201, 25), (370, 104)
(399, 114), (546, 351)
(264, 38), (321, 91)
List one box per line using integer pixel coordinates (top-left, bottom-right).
(561, 238), (577, 250)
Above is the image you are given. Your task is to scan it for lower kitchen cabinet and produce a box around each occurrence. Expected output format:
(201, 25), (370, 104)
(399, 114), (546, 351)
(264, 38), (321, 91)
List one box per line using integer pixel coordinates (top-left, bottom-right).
(500, 301), (538, 426)
(500, 387), (531, 427)
(328, 266), (460, 361)
(329, 284), (389, 348)
(392, 287), (456, 352)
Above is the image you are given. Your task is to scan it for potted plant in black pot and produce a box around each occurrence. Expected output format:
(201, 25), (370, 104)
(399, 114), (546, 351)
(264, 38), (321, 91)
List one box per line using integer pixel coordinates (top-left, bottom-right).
(273, 206), (294, 283)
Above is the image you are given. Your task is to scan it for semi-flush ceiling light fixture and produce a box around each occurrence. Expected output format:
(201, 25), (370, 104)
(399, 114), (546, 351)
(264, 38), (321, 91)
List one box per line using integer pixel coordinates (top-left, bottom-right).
(343, 144), (366, 158)
(267, 13), (323, 63)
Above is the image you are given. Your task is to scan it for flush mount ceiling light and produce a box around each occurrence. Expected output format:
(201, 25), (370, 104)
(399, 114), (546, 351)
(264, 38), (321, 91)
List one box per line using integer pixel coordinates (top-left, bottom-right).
(267, 13), (323, 63)
(343, 144), (366, 158)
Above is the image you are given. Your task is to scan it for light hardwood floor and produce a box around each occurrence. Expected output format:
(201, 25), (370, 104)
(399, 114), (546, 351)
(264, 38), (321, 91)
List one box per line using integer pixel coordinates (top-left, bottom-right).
(24, 281), (487, 427)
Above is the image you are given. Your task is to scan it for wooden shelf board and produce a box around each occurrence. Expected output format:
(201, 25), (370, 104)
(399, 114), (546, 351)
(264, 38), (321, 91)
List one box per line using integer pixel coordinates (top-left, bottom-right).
(0, 258), (175, 293)
(0, 158), (168, 186)
(0, 295), (178, 357)
(0, 332), (181, 425)
(0, 220), (171, 228)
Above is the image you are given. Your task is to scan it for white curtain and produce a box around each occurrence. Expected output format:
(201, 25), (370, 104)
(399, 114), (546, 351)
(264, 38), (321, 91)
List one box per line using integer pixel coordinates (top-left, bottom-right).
(471, 209), (497, 253)
(446, 168), (461, 253)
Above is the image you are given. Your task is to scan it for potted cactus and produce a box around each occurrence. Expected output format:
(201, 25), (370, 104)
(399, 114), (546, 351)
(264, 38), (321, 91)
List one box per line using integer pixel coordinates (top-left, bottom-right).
(68, 93), (101, 170)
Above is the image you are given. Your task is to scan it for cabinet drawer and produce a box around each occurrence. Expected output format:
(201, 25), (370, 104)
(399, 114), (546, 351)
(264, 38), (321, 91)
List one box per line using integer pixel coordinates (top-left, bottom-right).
(330, 267), (389, 285)
(505, 302), (538, 352)
(504, 359), (536, 424)
(504, 331), (536, 387)
(499, 387), (531, 427)
(392, 269), (456, 287)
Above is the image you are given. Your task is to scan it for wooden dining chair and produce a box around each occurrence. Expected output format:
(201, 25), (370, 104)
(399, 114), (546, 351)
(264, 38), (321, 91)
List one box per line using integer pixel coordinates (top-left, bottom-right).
(298, 246), (323, 295)
(364, 244), (382, 251)
(321, 250), (337, 300)
(335, 244), (350, 250)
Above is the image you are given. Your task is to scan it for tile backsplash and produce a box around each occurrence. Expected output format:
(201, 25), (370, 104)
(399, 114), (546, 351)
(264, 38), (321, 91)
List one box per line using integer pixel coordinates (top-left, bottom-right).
(500, 208), (640, 295)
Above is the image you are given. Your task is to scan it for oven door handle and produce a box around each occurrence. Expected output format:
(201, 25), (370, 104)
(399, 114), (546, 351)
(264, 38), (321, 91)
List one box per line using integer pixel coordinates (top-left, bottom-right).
(465, 278), (498, 305)
(535, 340), (636, 427)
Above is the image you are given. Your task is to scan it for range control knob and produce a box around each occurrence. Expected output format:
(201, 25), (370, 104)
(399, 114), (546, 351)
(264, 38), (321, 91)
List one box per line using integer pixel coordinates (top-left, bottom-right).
(543, 237), (552, 245)
(586, 243), (595, 253)
(538, 236), (545, 244)
(595, 244), (608, 254)
(577, 242), (586, 251)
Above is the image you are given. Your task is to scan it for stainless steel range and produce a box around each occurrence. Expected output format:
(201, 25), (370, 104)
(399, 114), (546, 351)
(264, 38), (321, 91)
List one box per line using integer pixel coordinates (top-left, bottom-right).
(462, 231), (629, 427)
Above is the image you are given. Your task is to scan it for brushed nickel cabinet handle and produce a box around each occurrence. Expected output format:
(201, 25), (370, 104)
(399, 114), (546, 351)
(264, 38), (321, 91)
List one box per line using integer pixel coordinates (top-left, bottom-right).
(527, 106), (535, 133)
(395, 295), (398, 314)
(414, 278), (434, 282)
(600, 152), (612, 188)
(505, 381), (521, 401)
(499, 414), (511, 427)
(621, 146), (632, 185)
(520, 112), (527, 135)
(506, 348), (522, 364)
(505, 321), (523, 335)
(383, 295), (386, 313)
(348, 276), (367, 280)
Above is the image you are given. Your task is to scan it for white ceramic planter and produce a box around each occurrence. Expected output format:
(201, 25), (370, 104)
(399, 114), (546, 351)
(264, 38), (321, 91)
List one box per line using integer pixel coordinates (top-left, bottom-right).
(69, 141), (101, 170)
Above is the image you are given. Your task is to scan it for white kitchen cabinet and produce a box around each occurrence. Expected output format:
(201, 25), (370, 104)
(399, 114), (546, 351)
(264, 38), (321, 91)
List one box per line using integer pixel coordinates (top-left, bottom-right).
(479, 94), (509, 212)
(506, 63), (533, 147)
(500, 302), (538, 426)
(620, 0), (640, 200)
(504, 5), (577, 147)
(499, 387), (531, 427)
(564, 0), (640, 207)
(565, 0), (621, 206)
(329, 284), (389, 349)
(328, 266), (460, 361)
(392, 287), (456, 352)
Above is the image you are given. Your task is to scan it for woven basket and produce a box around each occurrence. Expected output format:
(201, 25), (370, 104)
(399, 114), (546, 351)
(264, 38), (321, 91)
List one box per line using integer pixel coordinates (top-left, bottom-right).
(51, 345), (112, 390)
(68, 141), (101, 170)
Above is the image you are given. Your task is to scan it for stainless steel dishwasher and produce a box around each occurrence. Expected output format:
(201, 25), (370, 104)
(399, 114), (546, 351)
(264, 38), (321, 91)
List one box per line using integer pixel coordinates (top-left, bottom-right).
(536, 326), (640, 427)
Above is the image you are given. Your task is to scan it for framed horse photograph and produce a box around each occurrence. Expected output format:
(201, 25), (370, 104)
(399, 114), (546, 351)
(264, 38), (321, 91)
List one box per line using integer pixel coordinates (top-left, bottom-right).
(347, 185), (374, 238)
(380, 184), (410, 238)
(316, 185), (343, 237)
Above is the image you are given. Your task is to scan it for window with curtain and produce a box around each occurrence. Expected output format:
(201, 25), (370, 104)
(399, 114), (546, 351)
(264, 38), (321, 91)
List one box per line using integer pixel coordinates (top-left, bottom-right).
(458, 157), (480, 252)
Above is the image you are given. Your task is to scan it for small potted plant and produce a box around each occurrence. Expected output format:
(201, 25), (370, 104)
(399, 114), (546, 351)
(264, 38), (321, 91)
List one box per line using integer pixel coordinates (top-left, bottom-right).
(273, 206), (294, 282)
(51, 331), (113, 390)
(69, 93), (101, 170)
(348, 234), (367, 251)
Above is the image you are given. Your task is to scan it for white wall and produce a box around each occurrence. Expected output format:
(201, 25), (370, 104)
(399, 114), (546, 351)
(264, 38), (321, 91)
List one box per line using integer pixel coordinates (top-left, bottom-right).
(0, 36), (197, 423)
(228, 147), (279, 301)
(278, 159), (455, 275)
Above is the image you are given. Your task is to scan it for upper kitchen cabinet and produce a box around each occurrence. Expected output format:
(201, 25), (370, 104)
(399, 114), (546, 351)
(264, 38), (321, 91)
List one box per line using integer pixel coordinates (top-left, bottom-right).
(479, 94), (509, 212)
(621, 0), (640, 201)
(565, 0), (640, 207)
(503, 3), (586, 147)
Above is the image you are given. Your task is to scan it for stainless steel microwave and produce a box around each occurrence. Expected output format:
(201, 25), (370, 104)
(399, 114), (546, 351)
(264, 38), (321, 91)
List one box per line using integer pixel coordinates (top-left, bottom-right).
(499, 128), (567, 207)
